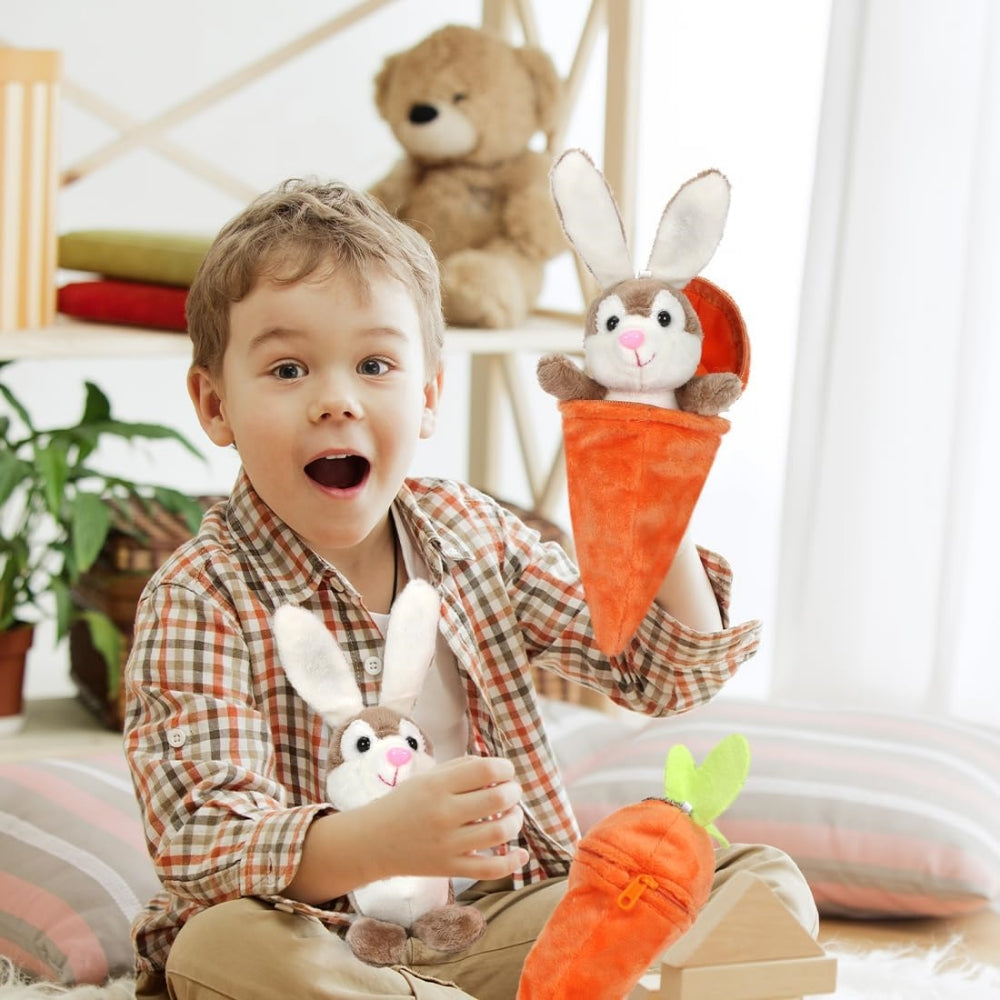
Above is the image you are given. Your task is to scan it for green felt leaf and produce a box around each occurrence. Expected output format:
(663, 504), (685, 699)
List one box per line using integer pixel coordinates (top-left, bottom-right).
(664, 733), (751, 833)
(664, 743), (699, 805)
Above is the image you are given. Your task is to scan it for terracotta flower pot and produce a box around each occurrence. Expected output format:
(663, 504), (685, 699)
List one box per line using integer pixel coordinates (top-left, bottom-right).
(0, 624), (34, 734)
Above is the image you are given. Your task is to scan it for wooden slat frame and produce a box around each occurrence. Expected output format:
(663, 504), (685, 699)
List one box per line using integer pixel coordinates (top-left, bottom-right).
(0, 47), (60, 332)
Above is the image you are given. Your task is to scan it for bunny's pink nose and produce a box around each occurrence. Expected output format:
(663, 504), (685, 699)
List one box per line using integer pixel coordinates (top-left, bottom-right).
(386, 746), (412, 768)
(618, 328), (645, 350)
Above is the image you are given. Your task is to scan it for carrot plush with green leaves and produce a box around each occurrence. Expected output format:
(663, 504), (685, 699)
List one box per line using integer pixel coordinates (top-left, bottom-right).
(517, 733), (751, 1000)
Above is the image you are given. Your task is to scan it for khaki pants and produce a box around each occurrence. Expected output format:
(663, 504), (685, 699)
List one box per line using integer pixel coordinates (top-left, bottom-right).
(136, 844), (818, 1000)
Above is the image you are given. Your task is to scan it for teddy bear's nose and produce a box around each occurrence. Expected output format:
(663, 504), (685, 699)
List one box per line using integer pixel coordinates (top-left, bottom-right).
(409, 104), (438, 125)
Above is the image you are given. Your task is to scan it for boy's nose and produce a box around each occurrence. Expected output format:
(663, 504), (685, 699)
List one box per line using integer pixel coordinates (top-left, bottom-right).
(307, 384), (362, 422)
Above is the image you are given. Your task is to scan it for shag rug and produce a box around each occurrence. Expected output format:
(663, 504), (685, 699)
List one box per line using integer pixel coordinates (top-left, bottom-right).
(821, 939), (1000, 999)
(3, 943), (1000, 998)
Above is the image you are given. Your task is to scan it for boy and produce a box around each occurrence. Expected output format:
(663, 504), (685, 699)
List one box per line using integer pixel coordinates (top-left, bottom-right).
(123, 178), (817, 1000)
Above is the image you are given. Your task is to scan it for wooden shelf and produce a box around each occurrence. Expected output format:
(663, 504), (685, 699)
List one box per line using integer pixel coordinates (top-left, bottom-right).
(0, 312), (583, 362)
(0, 318), (191, 361)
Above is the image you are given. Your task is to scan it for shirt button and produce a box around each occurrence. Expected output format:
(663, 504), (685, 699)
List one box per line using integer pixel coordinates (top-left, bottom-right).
(167, 727), (187, 748)
(363, 656), (382, 676)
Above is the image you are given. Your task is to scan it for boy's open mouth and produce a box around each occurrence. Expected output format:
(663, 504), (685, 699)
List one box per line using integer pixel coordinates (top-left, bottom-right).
(305, 455), (370, 490)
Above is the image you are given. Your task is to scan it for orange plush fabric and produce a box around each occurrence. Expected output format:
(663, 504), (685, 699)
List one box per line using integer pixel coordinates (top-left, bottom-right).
(561, 401), (730, 655)
(685, 277), (751, 384)
(517, 797), (715, 1000)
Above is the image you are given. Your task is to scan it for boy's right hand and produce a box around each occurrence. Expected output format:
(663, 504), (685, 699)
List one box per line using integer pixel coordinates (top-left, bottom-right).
(367, 755), (528, 882)
(285, 755), (528, 905)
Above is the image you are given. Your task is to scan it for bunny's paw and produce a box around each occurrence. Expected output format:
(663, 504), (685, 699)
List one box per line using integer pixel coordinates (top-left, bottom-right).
(676, 372), (743, 415)
(411, 904), (487, 954)
(346, 917), (409, 967)
(537, 354), (605, 401)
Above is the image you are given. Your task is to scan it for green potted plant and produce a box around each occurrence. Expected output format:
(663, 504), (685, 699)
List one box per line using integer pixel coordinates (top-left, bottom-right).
(0, 361), (205, 730)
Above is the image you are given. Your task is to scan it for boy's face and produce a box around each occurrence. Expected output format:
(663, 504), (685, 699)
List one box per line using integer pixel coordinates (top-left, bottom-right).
(189, 265), (441, 564)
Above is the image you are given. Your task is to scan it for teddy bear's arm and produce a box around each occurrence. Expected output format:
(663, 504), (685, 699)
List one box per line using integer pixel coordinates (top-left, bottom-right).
(502, 152), (570, 262)
(675, 372), (743, 416)
(368, 159), (421, 216)
(537, 353), (607, 401)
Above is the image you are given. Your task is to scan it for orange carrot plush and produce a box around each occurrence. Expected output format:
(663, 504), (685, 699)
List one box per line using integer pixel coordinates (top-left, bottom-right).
(538, 149), (750, 655)
(517, 734), (750, 1000)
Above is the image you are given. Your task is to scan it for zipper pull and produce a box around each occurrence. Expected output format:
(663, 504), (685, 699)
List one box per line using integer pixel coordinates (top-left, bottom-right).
(616, 873), (658, 911)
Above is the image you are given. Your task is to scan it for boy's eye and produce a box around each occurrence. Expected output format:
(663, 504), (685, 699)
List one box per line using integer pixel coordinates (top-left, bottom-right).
(273, 362), (305, 380)
(358, 358), (390, 376)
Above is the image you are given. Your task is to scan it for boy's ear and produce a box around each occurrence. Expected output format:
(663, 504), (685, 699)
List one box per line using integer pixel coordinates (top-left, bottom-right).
(188, 366), (235, 447)
(420, 368), (444, 438)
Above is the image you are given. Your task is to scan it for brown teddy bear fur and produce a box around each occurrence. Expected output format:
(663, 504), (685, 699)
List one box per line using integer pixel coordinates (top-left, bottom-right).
(369, 24), (568, 329)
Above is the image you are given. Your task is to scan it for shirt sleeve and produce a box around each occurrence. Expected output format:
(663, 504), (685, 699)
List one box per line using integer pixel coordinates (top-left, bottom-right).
(123, 580), (330, 905)
(499, 503), (762, 715)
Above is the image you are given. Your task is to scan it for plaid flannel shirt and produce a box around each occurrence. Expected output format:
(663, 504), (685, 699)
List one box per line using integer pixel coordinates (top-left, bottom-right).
(122, 470), (761, 973)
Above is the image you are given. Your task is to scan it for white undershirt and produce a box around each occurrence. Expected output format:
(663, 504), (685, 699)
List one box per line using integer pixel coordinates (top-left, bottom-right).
(370, 519), (478, 896)
(369, 513), (469, 762)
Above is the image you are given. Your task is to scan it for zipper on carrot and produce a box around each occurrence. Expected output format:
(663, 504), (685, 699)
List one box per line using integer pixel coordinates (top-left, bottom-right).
(617, 873), (659, 910)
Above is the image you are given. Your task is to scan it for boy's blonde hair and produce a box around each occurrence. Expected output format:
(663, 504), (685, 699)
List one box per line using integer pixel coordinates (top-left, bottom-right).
(186, 178), (445, 376)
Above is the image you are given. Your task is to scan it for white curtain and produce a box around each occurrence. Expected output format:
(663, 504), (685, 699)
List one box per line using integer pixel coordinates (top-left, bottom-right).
(773, 0), (1000, 726)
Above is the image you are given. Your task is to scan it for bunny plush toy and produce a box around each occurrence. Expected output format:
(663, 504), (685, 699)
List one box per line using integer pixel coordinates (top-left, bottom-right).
(273, 579), (486, 967)
(538, 149), (751, 656)
(538, 147), (744, 414)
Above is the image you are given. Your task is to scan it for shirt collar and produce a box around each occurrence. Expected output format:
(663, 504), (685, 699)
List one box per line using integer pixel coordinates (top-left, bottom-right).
(223, 470), (477, 604)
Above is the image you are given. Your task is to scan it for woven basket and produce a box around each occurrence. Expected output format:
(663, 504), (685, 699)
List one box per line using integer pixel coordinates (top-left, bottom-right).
(70, 495), (222, 729)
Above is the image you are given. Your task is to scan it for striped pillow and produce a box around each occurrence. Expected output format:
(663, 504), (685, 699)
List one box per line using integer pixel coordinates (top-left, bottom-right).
(0, 752), (159, 984)
(542, 697), (1000, 919)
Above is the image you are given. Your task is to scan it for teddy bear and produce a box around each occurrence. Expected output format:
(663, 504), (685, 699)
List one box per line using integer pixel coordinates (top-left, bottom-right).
(368, 24), (568, 329)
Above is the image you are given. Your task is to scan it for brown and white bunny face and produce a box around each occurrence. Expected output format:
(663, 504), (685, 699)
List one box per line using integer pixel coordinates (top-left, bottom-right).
(547, 150), (731, 409)
(326, 705), (436, 811)
(583, 278), (703, 401)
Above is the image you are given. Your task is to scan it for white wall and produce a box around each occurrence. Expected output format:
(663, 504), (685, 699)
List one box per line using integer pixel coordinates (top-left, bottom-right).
(2, 0), (830, 700)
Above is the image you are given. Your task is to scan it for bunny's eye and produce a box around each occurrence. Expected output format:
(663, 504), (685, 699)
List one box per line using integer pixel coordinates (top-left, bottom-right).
(399, 719), (426, 755)
(657, 310), (672, 328)
(595, 294), (626, 337)
(338, 719), (380, 765)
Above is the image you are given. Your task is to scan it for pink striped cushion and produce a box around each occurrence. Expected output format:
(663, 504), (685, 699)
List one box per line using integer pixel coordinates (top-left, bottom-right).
(542, 697), (1000, 919)
(0, 752), (159, 984)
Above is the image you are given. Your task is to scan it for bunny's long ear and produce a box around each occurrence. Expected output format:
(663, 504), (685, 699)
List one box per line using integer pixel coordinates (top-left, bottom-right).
(274, 605), (363, 727)
(381, 579), (440, 716)
(550, 148), (634, 288)
(646, 169), (731, 287)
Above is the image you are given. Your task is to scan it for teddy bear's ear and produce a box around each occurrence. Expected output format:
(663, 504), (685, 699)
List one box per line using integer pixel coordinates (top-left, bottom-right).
(517, 45), (563, 136)
(373, 53), (400, 118)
